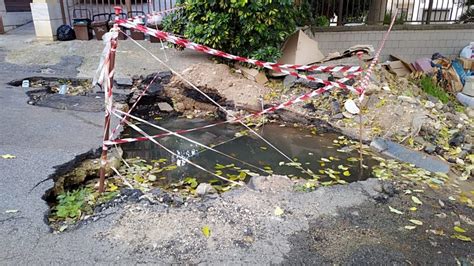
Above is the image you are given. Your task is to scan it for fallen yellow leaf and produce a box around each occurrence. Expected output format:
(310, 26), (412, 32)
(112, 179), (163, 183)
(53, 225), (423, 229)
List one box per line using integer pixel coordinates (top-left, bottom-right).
(388, 206), (404, 215)
(454, 226), (467, 233)
(201, 226), (211, 238)
(409, 219), (423, 225)
(411, 196), (423, 205)
(274, 206), (284, 216)
(452, 234), (472, 242)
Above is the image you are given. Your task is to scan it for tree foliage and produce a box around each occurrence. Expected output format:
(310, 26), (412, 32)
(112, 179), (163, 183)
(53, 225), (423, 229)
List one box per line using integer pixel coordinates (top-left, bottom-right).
(162, 0), (298, 62)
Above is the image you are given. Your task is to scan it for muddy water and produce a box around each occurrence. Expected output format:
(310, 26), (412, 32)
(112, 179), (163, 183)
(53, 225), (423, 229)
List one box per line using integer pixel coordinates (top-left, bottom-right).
(121, 118), (378, 183)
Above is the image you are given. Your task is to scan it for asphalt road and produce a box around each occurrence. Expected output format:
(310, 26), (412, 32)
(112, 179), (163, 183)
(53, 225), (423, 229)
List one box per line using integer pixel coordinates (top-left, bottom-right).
(0, 23), (209, 264)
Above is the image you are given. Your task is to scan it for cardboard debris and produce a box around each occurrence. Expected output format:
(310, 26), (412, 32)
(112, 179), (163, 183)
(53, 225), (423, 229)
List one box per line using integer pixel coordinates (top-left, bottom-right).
(433, 58), (464, 93)
(277, 30), (325, 66)
(459, 57), (474, 71)
(390, 55), (416, 72)
(387, 61), (412, 77)
(237, 65), (268, 85)
(413, 58), (434, 73)
(323, 45), (374, 62)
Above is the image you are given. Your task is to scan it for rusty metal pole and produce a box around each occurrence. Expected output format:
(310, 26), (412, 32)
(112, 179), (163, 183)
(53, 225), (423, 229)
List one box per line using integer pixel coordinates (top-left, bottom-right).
(426, 0), (434, 24)
(337, 0), (344, 26)
(99, 6), (120, 193)
(59, 0), (67, 25)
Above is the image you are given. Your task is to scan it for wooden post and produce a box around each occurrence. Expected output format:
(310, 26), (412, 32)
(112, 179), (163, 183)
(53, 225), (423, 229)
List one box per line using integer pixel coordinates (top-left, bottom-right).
(98, 6), (120, 193)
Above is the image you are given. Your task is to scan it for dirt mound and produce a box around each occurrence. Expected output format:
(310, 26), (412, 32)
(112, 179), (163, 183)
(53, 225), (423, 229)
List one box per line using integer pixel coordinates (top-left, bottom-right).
(164, 63), (271, 115)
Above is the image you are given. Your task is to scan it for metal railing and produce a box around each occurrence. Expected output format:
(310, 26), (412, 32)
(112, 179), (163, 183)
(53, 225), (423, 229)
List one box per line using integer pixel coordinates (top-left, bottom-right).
(62, 0), (177, 24)
(308, 0), (471, 26)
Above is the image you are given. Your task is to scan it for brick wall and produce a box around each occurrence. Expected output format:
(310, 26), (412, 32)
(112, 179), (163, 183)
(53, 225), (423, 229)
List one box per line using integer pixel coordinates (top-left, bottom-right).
(308, 24), (474, 61)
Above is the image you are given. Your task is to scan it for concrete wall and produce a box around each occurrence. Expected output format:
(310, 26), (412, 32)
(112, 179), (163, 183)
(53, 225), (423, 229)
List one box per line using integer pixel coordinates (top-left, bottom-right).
(31, 0), (64, 41)
(0, 0), (32, 32)
(308, 24), (474, 61)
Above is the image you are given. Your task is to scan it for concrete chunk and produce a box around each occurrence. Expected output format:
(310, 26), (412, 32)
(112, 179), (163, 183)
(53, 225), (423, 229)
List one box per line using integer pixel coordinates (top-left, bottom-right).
(370, 137), (450, 173)
(157, 102), (174, 112)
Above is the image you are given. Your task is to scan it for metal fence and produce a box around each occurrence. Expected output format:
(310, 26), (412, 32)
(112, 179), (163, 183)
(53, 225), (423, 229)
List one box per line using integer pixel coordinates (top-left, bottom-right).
(308, 0), (471, 26)
(62, 0), (177, 24)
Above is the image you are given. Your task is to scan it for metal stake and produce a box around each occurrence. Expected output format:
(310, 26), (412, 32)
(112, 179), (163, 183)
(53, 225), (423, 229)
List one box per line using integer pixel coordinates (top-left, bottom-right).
(99, 6), (121, 193)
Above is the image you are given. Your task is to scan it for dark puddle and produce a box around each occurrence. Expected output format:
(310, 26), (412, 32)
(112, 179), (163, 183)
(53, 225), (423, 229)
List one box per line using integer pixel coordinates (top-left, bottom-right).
(121, 118), (378, 184)
(8, 76), (130, 112)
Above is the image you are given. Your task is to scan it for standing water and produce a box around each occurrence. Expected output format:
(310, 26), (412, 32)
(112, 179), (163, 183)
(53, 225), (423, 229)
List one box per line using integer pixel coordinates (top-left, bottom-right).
(121, 118), (377, 185)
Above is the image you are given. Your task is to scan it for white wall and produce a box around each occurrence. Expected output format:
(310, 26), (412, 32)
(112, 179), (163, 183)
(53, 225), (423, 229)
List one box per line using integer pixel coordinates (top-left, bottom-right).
(0, 0), (33, 31)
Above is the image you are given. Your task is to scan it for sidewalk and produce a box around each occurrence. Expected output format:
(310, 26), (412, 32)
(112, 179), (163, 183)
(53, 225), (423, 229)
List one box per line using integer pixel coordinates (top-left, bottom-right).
(1, 22), (209, 79)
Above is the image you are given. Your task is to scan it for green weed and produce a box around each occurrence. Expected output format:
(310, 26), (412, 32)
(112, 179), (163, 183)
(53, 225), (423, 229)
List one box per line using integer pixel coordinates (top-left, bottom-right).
(419, 76), (450, 104)
(54, 188), (91, 219)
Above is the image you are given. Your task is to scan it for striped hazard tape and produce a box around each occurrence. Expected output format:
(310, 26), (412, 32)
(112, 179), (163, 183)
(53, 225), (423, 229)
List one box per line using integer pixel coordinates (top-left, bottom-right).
(116, 20), (362, 78)
(357, 9), (398, 100)
(104, 74), (357, 146)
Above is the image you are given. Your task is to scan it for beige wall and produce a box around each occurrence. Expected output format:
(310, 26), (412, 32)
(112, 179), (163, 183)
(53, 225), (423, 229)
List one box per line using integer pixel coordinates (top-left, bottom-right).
(0, 0), (33, 32)
(31, 0), (64, 41)
(308, 26), (474, 61)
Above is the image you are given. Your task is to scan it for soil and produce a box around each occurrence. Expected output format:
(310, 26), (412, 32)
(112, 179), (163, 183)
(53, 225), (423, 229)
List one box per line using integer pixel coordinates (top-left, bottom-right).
(164, 63), (271, 116)
(104, 176), (473, 264)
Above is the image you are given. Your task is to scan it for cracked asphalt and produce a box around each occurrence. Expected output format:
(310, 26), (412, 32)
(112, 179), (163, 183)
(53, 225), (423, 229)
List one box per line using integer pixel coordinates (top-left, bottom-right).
(0, 23), (206, 264)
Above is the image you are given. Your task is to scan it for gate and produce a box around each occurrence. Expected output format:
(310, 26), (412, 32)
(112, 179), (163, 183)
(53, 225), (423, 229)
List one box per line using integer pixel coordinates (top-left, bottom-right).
(63, 0), (176, 25)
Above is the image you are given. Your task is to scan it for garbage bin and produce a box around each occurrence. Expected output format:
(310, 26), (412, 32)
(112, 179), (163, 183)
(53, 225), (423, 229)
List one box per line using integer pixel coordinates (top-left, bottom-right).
(72, 9), (92, 40)
(108, 12), (127, 40)
(128, 11), (145, 40)
(91, 13), (110, 40)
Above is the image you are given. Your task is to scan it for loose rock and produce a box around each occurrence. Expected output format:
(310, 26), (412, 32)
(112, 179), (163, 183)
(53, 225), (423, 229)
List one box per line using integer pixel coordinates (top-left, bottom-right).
(196, 183), (217, 197)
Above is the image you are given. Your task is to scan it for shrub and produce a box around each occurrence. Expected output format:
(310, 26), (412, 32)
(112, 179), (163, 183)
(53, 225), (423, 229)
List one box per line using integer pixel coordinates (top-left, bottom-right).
(163, 0), (298, 62)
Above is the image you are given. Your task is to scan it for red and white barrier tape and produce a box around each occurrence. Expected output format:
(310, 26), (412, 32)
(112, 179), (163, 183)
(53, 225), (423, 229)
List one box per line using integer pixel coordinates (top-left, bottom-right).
(116, 19), (362, 76)
(112, 109), (267, 173)
(357, 9), (398, 100)
(104, 73), (357, 146)
(118, 114), (242, 185)
(109, 72), (162, 140)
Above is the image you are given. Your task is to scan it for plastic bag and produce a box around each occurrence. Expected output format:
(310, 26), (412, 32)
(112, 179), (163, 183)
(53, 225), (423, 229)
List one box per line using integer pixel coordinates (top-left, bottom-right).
(57, 25), (76, 41)
(460, 42), (474, 59)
